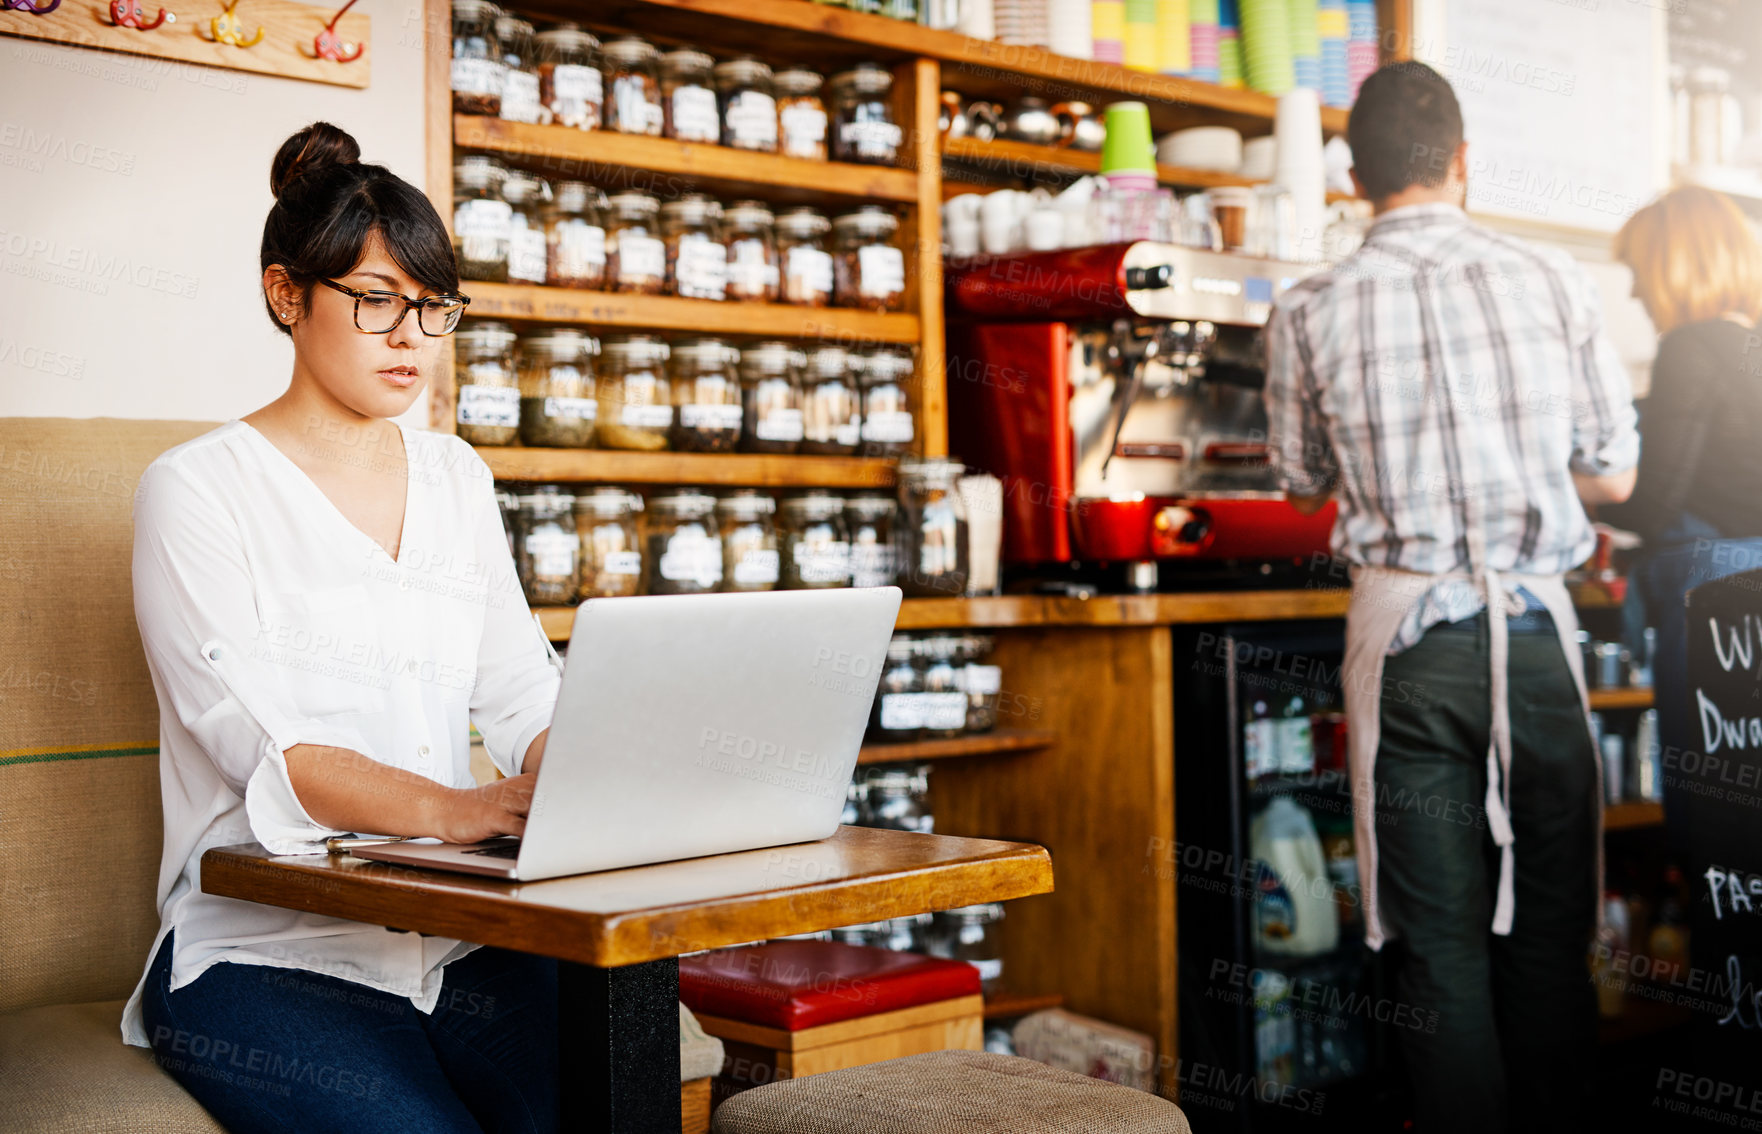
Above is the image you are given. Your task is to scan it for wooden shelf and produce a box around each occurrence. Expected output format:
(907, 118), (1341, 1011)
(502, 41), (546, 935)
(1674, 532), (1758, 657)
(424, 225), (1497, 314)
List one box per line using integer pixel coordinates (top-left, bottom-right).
(1588, 687), (1654, 712)
(456, 116), (921, 205)
(1604, 801), (1664, 832)
(943, 137), (1357, 202)
(460, 282), (921, 343)
(895, 590), (1352, 629)
(857, 728), (1058, 766)
(478, 447), (895, 488)
(983, 990), (1066, 1020)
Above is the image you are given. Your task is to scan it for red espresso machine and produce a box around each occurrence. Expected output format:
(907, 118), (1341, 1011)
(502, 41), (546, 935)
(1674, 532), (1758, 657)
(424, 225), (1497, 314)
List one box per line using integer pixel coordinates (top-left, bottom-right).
(944, 241), (1337, 590)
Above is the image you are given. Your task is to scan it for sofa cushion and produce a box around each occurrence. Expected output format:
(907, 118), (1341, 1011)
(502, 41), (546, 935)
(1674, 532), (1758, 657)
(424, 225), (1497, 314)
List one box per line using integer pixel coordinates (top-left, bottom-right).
(0, 418), (216, 1013)
(0, 999), (224, 1132)
(680, 942), (982, 1031)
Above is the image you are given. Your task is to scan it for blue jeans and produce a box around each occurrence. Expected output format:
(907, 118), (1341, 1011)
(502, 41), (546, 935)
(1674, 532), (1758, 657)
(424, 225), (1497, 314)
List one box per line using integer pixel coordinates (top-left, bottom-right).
(143, 930), (558, 1134)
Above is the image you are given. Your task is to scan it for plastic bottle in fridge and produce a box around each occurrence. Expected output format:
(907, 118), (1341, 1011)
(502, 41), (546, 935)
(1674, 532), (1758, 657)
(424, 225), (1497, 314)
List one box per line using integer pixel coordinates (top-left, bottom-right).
(1251, 796), (1340, 957)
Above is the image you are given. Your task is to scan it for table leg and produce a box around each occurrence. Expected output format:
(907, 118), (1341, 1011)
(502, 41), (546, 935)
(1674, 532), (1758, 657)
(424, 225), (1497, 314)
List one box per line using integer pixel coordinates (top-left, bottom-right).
(558, 957), (683, 1133)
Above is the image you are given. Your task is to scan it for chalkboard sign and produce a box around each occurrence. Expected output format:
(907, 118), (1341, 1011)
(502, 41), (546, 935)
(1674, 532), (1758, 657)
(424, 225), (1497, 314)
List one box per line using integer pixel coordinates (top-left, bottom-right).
(1683, 570), (1762, 1034)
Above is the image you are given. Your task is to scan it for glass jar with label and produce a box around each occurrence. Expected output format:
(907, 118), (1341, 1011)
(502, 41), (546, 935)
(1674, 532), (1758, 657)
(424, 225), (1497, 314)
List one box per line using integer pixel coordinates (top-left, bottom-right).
(602, 36), (663, 135)
(863, 766), (933, 833)
(516, 486), (579, 606)
(646, 490), (723, 595)
(859, 347), (915, 456)
(918, 634), (968, 738)
(517, 328), (597, 448)
(573, 487), (643, 599)
(779, 492), (852, 590)
(738, 341), (804, 454)
(450, 0), (504, 117)
(670, 338), (742, 452)
(661, 194), (727, 301)
(897, 456), (969, 597)
(776, 207), (834, 307)
(535, 23), (603, 130)
(872, 635), (922, 741)
(800, 345), (861, 456)
(716, 57), (778, 153)
(596, 334), (672, 450)
(934, 904), (1005, 993)
(829, 63), (902, 164)
(722, 200), (779, 303)
(846, 494), (898, 589)
(605, 190), (666, 295)
(453, 155), (512, 283)
(716, 490), (780, 593)
(775, 68), (828, 161)
(502, 171), (552, 286)
(832, 206), (906, 312)
(545, 181), (607, 290)
(958, 633), (1001, 732)
(660, 47), (719, 143)
(496, 16), (542, 124)
(453, 320), (520, 445)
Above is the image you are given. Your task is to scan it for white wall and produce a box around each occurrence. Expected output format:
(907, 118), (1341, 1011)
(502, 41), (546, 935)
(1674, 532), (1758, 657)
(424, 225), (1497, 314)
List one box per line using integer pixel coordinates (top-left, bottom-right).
(0, 0), (433, 426)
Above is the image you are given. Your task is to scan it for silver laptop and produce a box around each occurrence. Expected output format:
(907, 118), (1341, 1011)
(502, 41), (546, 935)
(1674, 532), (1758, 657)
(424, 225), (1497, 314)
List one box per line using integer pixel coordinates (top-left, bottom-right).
(355, 587), (901, 881)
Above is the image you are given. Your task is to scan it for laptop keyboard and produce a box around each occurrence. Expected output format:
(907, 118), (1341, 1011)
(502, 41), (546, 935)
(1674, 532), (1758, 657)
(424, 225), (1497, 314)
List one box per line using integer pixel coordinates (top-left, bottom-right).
(462, 842), (521, 859)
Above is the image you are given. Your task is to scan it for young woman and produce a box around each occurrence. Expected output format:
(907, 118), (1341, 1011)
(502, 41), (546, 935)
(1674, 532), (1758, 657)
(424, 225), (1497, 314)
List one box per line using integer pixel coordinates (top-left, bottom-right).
(121, 121), (562, 1134)
(1608, 186), (1762, 834)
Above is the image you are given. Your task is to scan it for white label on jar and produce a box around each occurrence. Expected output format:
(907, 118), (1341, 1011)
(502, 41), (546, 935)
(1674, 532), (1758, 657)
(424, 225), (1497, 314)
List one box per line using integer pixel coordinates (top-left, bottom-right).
(794, 540), (851, 584)
(879, 693), (927, 730)
(680, 403), (743, 430)
(781, 103), (828, 154)
(524, 528), (578, 578)
(500, 70), (542, 123)
(555, 221), (607, 274)
(834, 418), (861, 447)
(858, 245), (905, 299)
(543, 396), (596, 422)
(850, 543), (895, 588)
(968, 958), (1003, 982)
(612, 75), (658, 132)
(670, 85), (720, 141)
(733, 548), (781, 586)
(457, 384), (520, 427)
(921, 691), (968, 731)
(659, 530), (723, 587)
(757, 408), (804, 442)
(454, 198), (512, 239)
(604, 550), (642, 576)
(785, 246), (833, 295)
(861, 411), (914, 444)
(840, 119), (903, 156)
(725, 90), (778, 146)
(620, 404), (674, 428)
(615, 233), (666, 282)
(509, 224), (549, 283)
(451, 57), (504, 97)
(727, 242), (779, 294)
(674, 235), (727, 300)
(964, 664), (1002, 695)
(552, 63), (601, 104)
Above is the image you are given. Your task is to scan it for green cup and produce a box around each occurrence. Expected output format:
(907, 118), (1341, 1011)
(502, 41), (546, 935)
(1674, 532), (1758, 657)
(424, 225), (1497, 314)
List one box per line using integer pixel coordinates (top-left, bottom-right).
(1100, 101), (1156, 175)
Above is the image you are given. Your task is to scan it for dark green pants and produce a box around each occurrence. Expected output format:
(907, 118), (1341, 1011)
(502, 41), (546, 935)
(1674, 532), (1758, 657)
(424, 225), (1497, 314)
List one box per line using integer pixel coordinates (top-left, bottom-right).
(1375, 611), (1598, 1134)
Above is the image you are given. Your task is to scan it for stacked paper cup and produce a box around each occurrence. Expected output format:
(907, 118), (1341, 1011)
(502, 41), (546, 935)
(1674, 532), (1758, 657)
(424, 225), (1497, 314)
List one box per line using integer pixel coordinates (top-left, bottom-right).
(1319, 0), (1349, 106)
(1274, 87), (1327, 261)
(1125, 0), (1158, 71)
(1240, 0), (1294, 95)
(1289, 0), (1320, 92)
(957, 0), (995, 41)
(1093, 0), (1126, 63)
(994, 0), (1050, 47)
(1189, 0), (1221, 82)
(1156, 0), (1191, 75)
(1347, 0), (1378, 101)
(1047, 0), (1093, 60)
(1218, 0), (1244, 88)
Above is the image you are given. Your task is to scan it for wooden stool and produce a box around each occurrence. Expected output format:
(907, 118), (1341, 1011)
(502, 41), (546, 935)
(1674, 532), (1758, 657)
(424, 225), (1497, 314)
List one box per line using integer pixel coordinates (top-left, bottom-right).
(680, 941), (983, 1091)
(709, 1049), (1192, 1134)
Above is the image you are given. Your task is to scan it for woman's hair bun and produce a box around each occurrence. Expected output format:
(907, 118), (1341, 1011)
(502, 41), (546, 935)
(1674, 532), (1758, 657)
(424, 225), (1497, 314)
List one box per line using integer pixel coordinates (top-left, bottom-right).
(270, 122), (362, 200)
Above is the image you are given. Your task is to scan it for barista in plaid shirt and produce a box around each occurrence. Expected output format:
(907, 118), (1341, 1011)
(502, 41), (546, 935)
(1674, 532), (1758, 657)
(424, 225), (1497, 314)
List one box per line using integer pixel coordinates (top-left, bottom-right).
(1262, 62), (1637, 1134)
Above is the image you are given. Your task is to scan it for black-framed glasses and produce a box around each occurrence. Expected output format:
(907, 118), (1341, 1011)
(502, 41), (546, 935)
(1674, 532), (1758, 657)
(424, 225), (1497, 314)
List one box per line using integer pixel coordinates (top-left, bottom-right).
(317, 278), (471, 336)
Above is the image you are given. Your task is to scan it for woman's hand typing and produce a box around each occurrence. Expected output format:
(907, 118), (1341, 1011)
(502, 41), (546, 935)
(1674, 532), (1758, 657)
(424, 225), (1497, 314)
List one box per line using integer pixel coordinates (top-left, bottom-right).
(429, 773), (536, 843)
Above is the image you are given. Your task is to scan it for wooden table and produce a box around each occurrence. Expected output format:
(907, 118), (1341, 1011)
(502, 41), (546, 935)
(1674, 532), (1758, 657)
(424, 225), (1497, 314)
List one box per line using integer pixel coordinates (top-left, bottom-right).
(201, 826), (1053, 1132)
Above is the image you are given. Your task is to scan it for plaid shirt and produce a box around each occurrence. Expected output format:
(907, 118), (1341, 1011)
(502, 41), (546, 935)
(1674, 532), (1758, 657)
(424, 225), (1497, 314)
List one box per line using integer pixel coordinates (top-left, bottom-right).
(1264, 203), (1639, 650)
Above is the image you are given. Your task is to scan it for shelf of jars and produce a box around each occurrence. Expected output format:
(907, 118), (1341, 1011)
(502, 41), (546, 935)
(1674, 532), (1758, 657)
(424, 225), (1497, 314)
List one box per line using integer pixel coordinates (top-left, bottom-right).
(940, 136), (1359, 203)
(458, 282), (922, 342)
(855, 727), (1057, 766)
(479, 447), (895, 487)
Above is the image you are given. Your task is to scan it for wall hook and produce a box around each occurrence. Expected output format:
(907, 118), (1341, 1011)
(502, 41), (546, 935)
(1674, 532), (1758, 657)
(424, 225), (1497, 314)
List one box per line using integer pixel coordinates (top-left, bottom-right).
(200, 0), (263, 46)
(1, 0), (64, 15)
(105, 0), (174, 28)
(312, 0), (363, 62)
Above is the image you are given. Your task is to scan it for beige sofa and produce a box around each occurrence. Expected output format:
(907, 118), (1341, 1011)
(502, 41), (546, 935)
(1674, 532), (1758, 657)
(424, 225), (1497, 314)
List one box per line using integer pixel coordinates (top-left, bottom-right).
(0, 418), (718, 1132)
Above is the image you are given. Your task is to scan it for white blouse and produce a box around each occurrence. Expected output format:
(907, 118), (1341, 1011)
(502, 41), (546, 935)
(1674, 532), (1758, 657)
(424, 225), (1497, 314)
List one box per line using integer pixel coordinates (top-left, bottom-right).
(121, 419), (561, 1048)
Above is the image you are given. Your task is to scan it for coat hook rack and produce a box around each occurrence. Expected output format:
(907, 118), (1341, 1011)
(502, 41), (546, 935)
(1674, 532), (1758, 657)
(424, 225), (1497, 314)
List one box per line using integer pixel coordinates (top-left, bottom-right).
(104, 0), (174, 29)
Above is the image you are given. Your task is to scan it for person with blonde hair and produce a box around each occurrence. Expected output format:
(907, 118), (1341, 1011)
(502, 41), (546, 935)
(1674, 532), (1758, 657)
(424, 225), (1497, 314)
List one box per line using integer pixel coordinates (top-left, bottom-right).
(1607, 185), (1762, 821)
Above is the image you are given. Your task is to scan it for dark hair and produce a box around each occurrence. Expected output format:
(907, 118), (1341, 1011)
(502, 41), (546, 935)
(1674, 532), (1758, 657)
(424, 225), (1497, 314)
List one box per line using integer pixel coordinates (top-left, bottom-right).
(261, 122), (458, 335)
(1346, 62), (1464, 201)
